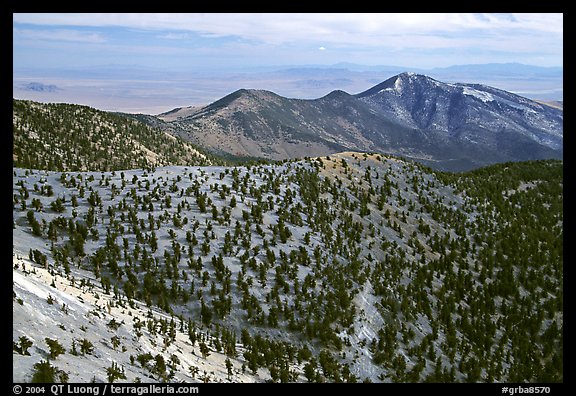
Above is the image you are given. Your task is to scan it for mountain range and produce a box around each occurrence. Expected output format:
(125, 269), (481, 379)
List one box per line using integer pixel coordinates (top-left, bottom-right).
(157, 73), (563, 172)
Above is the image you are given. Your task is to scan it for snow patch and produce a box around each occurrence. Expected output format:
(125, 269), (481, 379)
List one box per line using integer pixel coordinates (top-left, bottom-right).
(379, 76), (404, 95)
(462, 86), (494, 103)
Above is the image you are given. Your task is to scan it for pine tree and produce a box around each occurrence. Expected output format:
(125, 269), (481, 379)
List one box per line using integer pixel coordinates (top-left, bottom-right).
(31, 360), (57, 383)
(106, 361), (127, 383)
(79, 338), (94, 355)
(201, 301), (212, 327)
(13, 336), (33, 355)
(199, 342), (210, 359)
(153, 354), (167, 381)
(45, 338), (65, 359)
(225, 358), (233, 380)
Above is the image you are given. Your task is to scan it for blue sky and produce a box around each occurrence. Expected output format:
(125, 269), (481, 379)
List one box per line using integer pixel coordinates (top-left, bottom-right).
(13, 13), (563, 71)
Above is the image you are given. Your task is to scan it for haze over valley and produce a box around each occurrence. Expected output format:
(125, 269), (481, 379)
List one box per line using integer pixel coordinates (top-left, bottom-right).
(13, 63), (563, 115)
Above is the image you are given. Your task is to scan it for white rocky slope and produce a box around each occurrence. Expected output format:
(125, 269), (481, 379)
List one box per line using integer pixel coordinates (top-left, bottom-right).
(13, 154), (442, 383)
(13, 252), (282, 383)
(13, 152), (563, 383)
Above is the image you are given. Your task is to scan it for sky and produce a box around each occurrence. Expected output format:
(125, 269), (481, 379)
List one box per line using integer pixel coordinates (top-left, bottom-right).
(13, 13), (563, 71)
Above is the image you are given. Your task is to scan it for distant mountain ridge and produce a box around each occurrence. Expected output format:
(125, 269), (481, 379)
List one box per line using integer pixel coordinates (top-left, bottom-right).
(158, 73), (563, 171)
(20, 82), (60, 92)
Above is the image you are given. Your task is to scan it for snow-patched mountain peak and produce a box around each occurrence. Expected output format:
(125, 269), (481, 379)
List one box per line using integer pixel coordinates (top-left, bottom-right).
(396, 72), (442, 85)
(357, 73), (444, 98)
(352, 72), (563, 155)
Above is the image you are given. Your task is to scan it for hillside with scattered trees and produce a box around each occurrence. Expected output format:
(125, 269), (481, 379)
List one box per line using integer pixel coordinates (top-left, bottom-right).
(13, 151), (563, 383)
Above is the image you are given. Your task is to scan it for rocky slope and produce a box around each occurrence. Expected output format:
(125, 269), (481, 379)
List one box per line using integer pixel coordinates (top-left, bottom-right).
(158, 73), (562, 171)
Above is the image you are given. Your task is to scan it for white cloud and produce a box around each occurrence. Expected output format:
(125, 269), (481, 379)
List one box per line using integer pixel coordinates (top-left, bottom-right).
(12, 13), (563, 67)
(157, 32), (192, 40)
(13, 13), (562, 43)
(14, 28), (106, 43)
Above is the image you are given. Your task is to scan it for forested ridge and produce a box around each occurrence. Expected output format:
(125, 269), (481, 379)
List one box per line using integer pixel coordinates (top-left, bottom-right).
(13, 99), (217, 171)
(13, 152), (562, 382)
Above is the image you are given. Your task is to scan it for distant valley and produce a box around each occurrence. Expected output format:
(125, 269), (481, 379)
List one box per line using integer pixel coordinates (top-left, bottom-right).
(13, 63), (563, 115)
